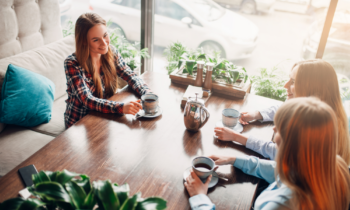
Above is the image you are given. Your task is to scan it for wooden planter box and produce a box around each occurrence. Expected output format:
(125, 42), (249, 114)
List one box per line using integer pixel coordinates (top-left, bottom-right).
(170, 67), (251, 98)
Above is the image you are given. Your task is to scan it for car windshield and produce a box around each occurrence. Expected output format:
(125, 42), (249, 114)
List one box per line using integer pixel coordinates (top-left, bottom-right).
(187, 0), (225, 21)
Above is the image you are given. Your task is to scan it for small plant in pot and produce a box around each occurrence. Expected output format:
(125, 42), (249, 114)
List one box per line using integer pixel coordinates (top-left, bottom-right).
(250, 66), (287, 101)
(164, 42), (249, 84)
(0, 170), (166, 210)
(179, 48), (206, 76)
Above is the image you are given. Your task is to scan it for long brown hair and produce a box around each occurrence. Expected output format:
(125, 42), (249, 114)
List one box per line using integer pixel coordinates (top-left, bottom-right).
(293, 59), (350, 164)
(275, 97), (350, 210)
(75, 13), (117, 98)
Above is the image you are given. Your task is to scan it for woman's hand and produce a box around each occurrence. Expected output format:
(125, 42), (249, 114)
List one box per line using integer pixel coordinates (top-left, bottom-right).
(123, 100), (142, 115)
(184, 170), (211, 197)
(240, 111), (263, 125)
(208, 155), (236, 166)
(214, 127), (248, 145)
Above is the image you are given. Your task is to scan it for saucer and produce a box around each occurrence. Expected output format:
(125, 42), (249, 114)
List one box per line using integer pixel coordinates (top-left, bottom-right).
(215, 121), (243, 133)
(136, 106), (163, 118)
(183, 167), (218, 188)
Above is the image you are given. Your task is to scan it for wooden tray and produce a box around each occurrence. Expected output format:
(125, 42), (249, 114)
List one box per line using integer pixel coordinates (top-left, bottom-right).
(170, 67), (251, 98)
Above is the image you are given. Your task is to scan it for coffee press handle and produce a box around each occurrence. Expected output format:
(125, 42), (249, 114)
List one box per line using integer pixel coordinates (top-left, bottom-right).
(200, 106), (210, 128)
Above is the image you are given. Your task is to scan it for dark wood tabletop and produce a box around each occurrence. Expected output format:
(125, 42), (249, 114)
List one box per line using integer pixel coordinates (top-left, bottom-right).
(0, 72), (282, 209)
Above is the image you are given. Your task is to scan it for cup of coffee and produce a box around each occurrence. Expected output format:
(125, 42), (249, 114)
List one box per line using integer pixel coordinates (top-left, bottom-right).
(222, 108), (240, 127)
(141, 93), (159, 114)
(192, 156), (215, 181)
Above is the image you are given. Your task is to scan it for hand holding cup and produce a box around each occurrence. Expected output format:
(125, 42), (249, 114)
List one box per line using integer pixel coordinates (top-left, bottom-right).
(123, 100), (142, 115)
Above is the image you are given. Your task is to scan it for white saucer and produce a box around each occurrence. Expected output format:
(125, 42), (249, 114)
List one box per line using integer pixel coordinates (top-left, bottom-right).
(183, 167), (219, 188)
(136, 106), (163, 118)
(215, 121), (243, 133)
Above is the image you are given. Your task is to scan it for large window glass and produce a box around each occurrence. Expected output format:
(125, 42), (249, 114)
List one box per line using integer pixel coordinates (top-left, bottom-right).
(153, 0), (332, 77)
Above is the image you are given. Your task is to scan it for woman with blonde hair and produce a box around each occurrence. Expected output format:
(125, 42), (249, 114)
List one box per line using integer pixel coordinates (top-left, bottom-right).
(64, 13), (150, 128)
(186, 97), (350, 210)
(214, 59), (350, 164)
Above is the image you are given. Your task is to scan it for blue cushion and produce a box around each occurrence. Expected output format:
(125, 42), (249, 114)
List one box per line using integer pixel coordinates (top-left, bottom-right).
(0, 64), (55, 127)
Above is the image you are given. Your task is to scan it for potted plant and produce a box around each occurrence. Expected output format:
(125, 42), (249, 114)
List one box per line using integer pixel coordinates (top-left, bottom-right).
(164, 42), (248, 85)
(163, 41), (188, 75)
(250, 67), (287, 101)
(0, 170), (166, 210)
(107, 23), (150, 89)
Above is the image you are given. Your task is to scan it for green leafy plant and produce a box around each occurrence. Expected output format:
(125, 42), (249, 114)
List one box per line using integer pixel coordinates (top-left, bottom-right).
(0, 170), (166, 210)
(163, 42), (248, 84)
(251, 67), (287, 101)
(62, 20), (75, 38)
(107, 22), (150, 71)
(163, 41), (188, 74)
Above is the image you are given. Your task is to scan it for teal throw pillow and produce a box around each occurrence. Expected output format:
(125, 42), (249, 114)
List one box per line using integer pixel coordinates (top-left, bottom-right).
(0, 64), (55, 127)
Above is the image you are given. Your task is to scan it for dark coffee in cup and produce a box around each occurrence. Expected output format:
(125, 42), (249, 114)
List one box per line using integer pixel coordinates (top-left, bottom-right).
(192, 156), (215, 181)
(141, 93), (159, 114)
(194, 163), (212, 172)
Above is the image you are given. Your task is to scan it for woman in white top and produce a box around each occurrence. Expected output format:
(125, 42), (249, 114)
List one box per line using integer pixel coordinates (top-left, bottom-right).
(214, 59), (350, 164)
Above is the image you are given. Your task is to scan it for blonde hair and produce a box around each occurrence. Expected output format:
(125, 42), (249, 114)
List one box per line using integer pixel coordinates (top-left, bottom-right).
(75, 13), (118, 98)
(293, 59), (350, 164)
(275, 97), (350, 210)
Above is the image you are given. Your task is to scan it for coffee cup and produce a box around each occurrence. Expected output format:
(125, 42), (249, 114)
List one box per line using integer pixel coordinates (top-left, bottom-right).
(192, 156), (215, 181)
(222, 108), (240, 127)
(141, 93), (159, 114)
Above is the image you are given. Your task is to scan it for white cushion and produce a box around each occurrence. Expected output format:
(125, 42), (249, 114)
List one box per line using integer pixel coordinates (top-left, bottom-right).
(0, 0), (62, 59)
(30, 94), (67, 137)
(0, 35), (75, 101)
(0, 125), (54, 176)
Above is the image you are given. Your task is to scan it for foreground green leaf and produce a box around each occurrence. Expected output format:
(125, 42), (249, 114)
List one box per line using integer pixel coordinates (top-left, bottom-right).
(135, 197), (167, 210)
(94, 180), (120, 210)
(55, 170), (78, 185)
(33, 171), (50, 186)
(18, 199), (46, 210)
(113, 183), (130, 206)
(0, 198), (25, 210)
(120, 194), (138, 210)
(66, 181), (86, 209)
(73, 175), (91, 195)
(33, 182), (72, 204)
(83, 189), (97, 209)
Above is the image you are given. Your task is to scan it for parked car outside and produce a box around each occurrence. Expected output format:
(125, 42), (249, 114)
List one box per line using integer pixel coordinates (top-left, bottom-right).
(214, 0), (276, 14)
(302, 10), (350, 77)
(89, 0), (259, 60)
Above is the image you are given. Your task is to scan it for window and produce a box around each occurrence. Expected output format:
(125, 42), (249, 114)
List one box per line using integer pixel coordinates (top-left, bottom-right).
(155, 0), (201, 26)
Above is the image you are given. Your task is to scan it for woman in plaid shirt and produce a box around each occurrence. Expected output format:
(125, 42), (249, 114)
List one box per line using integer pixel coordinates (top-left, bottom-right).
(64, 13), (150, 128)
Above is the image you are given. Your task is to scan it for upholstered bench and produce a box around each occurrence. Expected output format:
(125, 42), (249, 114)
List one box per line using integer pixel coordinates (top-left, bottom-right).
(0, 35), (75, 176)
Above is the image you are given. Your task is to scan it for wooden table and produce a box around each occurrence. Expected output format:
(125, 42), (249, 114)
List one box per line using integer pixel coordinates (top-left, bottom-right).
(0, 72), (281, 209)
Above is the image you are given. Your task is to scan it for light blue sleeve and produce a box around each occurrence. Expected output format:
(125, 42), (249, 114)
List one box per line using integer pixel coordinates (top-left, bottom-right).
(258, 104), (282, 122)
(189, 194), (215, 210)
(233, 156), (276, 184)
(246, 136), (277, 160)
(261, 202), (291, 210)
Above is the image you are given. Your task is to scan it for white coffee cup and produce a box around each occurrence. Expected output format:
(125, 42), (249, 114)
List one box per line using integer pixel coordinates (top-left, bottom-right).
(141, 93), (159, 114)
(222, 108), (240, 127)
(192, 156), (215, 181)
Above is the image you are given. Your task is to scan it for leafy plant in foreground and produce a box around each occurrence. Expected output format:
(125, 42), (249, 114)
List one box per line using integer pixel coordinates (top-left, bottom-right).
(0, 170), (166, 210)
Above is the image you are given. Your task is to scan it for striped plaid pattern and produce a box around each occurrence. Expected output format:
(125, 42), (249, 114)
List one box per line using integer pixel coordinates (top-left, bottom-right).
(64, 48), (149, 128)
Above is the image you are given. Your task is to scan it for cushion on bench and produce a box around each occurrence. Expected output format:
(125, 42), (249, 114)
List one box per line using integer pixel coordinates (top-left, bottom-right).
(0, 125), (54, 176)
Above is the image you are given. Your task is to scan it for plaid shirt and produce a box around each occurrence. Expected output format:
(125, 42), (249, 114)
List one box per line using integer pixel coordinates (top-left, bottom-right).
(64, 48), (149, 128)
